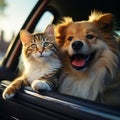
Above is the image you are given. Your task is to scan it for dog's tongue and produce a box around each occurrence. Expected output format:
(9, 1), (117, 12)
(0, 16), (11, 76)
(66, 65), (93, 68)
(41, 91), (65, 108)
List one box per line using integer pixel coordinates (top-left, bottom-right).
(72, 57), (85, 67)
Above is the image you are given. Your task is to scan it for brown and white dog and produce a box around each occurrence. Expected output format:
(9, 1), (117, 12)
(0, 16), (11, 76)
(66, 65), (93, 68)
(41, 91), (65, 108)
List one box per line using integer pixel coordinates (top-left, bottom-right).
(55, 11), (120, 101)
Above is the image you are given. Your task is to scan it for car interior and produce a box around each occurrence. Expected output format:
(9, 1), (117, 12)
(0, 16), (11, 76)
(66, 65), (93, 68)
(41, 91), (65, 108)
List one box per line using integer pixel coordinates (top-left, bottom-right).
(0, 0), (120, 119)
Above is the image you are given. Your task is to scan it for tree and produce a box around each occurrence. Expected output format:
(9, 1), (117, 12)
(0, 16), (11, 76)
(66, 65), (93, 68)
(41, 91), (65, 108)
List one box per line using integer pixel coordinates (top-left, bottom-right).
(0, 0), (7, 15)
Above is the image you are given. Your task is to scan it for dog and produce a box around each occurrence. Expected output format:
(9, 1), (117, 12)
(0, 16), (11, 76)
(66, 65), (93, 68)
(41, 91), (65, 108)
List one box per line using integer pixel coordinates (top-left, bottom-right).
(54, 11), (120, 101)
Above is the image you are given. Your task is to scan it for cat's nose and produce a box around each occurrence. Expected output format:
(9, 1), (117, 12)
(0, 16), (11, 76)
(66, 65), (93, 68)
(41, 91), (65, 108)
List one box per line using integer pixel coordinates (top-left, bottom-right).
(38, 47), (43, 52)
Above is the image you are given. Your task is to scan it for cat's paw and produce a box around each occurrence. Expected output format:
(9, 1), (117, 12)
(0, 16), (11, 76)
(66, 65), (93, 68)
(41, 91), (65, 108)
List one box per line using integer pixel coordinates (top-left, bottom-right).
(31, 80), (52, 91)
(2, 86), (16, 100)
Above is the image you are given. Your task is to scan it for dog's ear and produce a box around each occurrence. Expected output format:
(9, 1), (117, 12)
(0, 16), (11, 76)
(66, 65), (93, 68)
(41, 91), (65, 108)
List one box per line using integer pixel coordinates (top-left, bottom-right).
(89, 11), (114, 32)
(54, 17), (73, 47)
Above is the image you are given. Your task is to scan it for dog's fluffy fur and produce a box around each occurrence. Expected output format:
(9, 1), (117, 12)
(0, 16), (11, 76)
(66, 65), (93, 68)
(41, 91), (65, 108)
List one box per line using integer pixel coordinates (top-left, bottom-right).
(55, 11), (120, 101)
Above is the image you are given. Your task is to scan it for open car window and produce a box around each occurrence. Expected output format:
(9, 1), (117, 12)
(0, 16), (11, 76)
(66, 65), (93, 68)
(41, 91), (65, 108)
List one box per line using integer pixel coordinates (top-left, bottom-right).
(34, 11), (54, 32)
(0, 0), (38, 61)
(0, 0), (120, 120)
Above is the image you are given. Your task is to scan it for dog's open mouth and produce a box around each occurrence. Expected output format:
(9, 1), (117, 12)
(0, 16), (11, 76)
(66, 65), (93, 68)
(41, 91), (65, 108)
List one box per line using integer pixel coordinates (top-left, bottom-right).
(70, 52), (96, 70)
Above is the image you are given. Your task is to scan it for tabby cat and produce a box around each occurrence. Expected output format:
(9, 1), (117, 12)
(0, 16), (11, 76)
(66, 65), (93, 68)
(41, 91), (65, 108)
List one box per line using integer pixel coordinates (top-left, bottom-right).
(2, 25), (62, 100)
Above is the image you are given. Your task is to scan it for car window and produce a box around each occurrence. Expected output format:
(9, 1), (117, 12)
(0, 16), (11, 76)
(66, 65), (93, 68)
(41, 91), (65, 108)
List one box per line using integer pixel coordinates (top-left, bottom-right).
(0, 0), (38, 61)
(34, 11), (54, 32)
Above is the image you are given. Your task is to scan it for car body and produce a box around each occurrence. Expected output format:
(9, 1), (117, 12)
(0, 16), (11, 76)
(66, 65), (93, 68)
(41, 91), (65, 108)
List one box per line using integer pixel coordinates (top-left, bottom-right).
(0, 0), (120, 119)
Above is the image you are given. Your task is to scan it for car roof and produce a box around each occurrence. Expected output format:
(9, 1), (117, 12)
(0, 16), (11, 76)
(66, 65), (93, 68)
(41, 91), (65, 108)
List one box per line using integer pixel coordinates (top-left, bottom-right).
(49, 0), (120, 29)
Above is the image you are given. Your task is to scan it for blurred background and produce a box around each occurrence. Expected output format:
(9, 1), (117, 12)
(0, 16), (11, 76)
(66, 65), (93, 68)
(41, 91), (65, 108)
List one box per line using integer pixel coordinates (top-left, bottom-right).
(0, 0), (38, 60)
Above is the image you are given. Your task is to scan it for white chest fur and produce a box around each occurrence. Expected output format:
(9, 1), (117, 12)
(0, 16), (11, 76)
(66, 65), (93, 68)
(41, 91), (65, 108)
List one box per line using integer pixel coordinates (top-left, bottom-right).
(58, 72), (104, 100)
(24, 57), (61, 84)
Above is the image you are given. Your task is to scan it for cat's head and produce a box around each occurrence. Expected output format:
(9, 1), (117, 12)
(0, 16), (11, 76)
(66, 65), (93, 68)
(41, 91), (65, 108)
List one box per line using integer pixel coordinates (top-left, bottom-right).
(20, 25), (58, 60)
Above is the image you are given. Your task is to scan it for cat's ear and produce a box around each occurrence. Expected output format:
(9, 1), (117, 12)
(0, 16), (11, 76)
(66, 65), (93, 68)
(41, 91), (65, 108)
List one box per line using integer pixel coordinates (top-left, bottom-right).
(44, 25), (55, 38)
(20, 30), (32, 45)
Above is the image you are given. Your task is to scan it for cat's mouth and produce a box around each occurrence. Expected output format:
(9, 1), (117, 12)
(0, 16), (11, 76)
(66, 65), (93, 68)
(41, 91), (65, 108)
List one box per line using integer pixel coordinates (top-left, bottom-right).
(70, 52), (96, 70)
(39, 51), (53, 57)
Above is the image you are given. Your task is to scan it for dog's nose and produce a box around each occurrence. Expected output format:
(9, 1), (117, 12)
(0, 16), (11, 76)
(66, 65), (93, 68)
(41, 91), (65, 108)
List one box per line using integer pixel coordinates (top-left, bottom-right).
(72, 41), (83, 51)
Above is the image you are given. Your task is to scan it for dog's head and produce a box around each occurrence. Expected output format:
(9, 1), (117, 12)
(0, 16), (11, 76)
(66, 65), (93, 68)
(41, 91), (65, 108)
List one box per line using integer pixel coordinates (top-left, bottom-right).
(55, 11), (119, 72)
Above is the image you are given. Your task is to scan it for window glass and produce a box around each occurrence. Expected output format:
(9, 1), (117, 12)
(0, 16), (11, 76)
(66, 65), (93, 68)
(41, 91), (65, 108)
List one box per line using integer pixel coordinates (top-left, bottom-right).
(116, 31), (120, 36)
(34, 11), (54, 32)
(0, 0), (38, 60)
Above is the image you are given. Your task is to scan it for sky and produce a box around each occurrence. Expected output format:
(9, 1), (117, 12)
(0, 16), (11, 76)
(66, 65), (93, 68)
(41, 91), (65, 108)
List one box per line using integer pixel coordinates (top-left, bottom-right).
(0, 0), (38, 41)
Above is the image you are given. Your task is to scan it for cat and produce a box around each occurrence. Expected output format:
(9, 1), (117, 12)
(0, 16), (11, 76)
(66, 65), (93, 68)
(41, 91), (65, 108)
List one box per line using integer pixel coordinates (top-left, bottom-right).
(2, 24), (62, 100)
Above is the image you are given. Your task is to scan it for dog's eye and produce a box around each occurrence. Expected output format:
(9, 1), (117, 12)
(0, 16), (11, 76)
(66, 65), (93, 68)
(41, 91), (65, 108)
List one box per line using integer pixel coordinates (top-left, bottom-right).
(68, 36), (73, 41)
(86, 34), (94, 39)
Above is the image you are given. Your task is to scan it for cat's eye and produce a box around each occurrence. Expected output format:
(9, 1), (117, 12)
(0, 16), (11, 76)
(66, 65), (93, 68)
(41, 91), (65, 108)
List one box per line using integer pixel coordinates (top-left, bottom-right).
(31, 44), (37, 49)
(68, 36), (73, 41)
(43, 42), (49, 47)
(86, 34), (94, 39)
